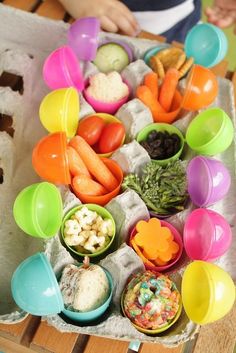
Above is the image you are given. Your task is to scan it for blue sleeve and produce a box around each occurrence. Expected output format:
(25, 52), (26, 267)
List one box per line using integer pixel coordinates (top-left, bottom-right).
(160, 0), (201, 42)
(121, 0), (200, 11)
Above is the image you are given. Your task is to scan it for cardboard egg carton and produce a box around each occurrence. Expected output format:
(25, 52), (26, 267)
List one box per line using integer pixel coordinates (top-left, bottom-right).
(116, 98), (153, 142)
(0, 4), (236, 345)
(44, 189), (198, 346)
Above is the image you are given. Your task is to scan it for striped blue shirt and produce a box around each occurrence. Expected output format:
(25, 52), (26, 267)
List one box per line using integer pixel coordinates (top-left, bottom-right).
(121, 0), (201, 42)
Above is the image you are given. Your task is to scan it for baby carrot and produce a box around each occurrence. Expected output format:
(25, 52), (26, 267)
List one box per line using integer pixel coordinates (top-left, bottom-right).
(131, 239), (154, 267)
(69, 136), (118, 191)
(67, 146), (91, 178)
(72, 175), (107, 196)
(144, 72), (158, 99)
(159, 68), (180, 112)
(153, 257), (168, 266)
(136, 85), (166, 120)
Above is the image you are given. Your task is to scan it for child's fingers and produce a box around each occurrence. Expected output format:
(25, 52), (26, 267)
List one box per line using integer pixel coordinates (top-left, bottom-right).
(205, 6), (220, 17)
(100, 15), (119, 33)
(205, 7), (216, 21)
(205, 6), (224, 22)
(205, 5), (236, 28)
(216, 15), (235, 27)
(115, 1), (140, 33)
(118, 14), (140, 36)
(205, 6), (213, 15)
(108, 7), (139, 36)
(116, 15), (138, 36)
(215, 0), (236, 9)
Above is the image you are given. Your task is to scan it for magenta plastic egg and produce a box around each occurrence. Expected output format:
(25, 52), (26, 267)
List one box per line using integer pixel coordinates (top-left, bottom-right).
(43, 46), (84, 91)
(183, 208), (232, 261)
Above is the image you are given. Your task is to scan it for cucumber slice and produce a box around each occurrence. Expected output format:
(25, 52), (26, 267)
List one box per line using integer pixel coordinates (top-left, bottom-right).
(93, 43), (130, 73)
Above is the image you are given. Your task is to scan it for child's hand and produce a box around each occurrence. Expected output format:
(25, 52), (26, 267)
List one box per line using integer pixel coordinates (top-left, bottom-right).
(205, 0), (236, 33)
(59, 0), (140, 36)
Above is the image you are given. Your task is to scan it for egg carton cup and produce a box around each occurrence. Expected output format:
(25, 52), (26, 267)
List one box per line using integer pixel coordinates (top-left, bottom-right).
(43, 189), (198, 346)
(111, 140), (151, 176)
(105, 189), (150, 245)
(0, 4), (235, 345)
(121, 59), (151, 97)
(116, 98), (153, 142)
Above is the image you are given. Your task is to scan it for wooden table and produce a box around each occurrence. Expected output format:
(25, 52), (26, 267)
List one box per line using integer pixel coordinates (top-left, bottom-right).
(0, 1), (236, 352)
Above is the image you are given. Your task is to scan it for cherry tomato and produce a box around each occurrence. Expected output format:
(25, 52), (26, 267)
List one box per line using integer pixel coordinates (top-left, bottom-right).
(98, 122), (125, 153)
(77, 115), (105, 145)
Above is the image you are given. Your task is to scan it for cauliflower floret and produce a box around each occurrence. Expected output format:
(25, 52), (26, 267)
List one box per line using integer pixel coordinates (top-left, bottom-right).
(66, 208), (113, 253)
(86, 234), (99, 246)
(76, 235), (86, 246)
(74, 207), (97, 228)
(91, 223), (98, 231)
(88, 210), (97, 221)
(83, 244), (96, 253)
(64, 219), (81, 236)
(82, 224), (92, 231)
(87, 72), (129, 103)
(98, 219), (114, 236)
(96, 215), (104, 225)
(65, 234), (85, 246)
(91, 216), (102, 230)
(97, 236), (106, 247)
(83, 235), (99, 252)
(80, 230), (96, 240)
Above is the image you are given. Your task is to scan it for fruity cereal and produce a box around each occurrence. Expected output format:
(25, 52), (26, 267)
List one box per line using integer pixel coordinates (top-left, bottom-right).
(123, 271), (181, 330)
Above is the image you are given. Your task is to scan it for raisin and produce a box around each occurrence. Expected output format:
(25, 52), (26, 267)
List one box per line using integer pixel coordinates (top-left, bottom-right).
(152, 139), (162, 148)
(166, 146), (174, 157)
(174, 140), (181, 153)
(140, 141), (150, 150)
(156, 132), (165, 141)
(164, 138), (173, 148)
(171, 133), (180, 142)
(152, 147), (164, 159)
(147, 130), (159, 142)
(141, 129), (181, 160)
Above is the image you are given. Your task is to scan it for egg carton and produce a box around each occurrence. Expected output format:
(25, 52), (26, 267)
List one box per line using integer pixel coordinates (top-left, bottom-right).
(0, 4), (236, 346)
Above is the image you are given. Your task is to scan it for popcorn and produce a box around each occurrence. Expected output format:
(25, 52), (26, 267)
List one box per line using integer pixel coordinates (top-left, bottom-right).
(86, 234), (98, 246)
(79, 230), (93, 239)
(99, 219), (113, 236)
(86, 72), (129, 103)
(97, 236), (106, 247)
(74, 207), (97, 227)
(64, 206), (114, 253)
(64, 219), (81, 236)
(64, 234), (84, 246)
(84, 244), (96, 253)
